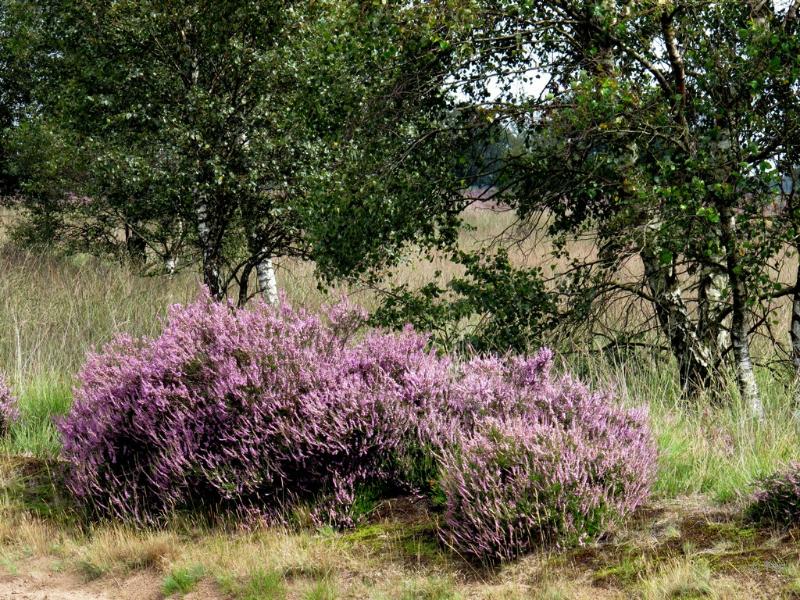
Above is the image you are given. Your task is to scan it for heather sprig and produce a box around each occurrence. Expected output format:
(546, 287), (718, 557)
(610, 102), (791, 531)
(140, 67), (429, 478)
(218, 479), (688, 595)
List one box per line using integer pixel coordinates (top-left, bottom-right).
(749, 463), (800, 526)
(0, 374), (19, 435)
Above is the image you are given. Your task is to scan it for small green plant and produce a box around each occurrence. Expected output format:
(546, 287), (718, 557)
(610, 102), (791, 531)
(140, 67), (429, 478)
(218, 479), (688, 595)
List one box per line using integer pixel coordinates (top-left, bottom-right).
(372, 249), (556, 354)
(0, 556), (19, 575)
(304, 578), (336, 600)
(782, 563), (800, 596)
(162, 564), (205, 597)
(0, 377), (71, 457)
(239, 568), (286, 600)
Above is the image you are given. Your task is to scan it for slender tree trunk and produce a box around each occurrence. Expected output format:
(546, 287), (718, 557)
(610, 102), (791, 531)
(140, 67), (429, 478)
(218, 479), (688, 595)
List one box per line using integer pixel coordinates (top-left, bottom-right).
(125, 222), (147, 268)
(718, 205), (764, 419)
(641, 250), (716, 396)
(164, 255), (177, 277)
(256, 257), (279, 305)
(195, 199), (224, 300)
(698, 257), (730, 359)
(790, 259), (800, 378)
(237, 262), (253, 308)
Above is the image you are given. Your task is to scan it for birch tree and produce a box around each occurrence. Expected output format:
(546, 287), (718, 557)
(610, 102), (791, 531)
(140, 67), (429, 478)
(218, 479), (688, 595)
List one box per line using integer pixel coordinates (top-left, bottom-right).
(6, 0), (470, 302)
(368, 0), (798, 414)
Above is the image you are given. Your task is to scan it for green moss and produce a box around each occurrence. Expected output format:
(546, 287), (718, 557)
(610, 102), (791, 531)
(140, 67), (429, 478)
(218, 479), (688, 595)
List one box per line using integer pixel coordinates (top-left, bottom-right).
(706, 522), (756, 542)
(593, 554), (647, 586)
(342, 522), (396, 544)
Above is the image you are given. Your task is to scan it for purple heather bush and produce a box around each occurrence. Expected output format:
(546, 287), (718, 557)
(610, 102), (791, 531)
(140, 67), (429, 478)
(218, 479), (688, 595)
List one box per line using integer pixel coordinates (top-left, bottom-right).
(59, 290), (448, 524)
(749, 463), (800, 526)
(436, 349), (657, 563)
(59, 291), (656, 561)
(0, 374), (19, 435)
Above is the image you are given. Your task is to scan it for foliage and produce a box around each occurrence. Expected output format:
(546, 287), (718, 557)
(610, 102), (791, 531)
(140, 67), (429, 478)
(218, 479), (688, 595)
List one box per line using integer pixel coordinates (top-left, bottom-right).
(2, 0), (474, 301)
(436, 349), (656, 563)
(0, 374), (18, 435)
(162, 564), (205, 597)
(372, 249), (556, 353)
(749, 462), (800, 526)
(58, 291), (448, 525)
(425, 0), (800, 408)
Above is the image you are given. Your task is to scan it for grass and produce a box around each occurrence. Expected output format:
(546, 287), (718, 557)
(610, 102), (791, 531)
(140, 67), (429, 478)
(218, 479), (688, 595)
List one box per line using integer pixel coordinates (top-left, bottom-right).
(304, 578), (337, 600)
(638, 556), (715, 599)
(2, 458), (800, 598)
(0, 375), (71, 457)
(1, 212), (800, 597)
(162, 564), (205, 596)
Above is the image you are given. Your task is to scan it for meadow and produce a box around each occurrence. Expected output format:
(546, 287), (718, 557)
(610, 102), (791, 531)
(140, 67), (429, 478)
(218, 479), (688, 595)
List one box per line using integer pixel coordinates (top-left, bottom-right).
(1, 211), (800, 599)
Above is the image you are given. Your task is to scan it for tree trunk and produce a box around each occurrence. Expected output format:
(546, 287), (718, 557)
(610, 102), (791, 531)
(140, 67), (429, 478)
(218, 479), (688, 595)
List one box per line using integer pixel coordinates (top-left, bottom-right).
(641, 250), (716, 396)
(195, 199), (224, 300)
(125, 223), (147, 268)
(237, 262), (253, 308)
(698, 258), (730, 360)
(164, 255), (177, 276)
(791, 259), (800, 378)
(718, 205), (764, 420)
(256, 257), (279, 305)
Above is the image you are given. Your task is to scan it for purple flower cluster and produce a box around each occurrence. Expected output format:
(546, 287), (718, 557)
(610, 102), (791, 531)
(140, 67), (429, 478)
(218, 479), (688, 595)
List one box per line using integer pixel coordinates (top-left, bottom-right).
(59, 292), (656, 560)
(0, 374), (19, 435)
(435, 350), (657, 563)
(749, 462), (800, 526)
(59, 291), (446, 524)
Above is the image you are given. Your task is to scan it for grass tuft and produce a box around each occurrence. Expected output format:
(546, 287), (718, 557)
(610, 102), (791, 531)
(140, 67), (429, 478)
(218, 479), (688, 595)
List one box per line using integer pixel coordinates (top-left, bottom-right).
(639, 557), (714, 599)
(162, 564), (205, 597)
(238, 567), (287, 600)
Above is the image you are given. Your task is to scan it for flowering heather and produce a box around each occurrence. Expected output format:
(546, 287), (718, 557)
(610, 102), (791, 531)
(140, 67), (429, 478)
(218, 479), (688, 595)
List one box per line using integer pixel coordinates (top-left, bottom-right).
(437, 349), (656, 563)
(749, 463), (800, 526)
(59, 291), (447, 524)
(0, 374), (19, 435)
(59, 292), (655, 557)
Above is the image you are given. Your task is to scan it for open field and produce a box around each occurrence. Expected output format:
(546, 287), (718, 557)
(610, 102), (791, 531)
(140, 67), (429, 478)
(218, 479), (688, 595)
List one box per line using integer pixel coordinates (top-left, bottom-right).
(1, 211), (800, 598)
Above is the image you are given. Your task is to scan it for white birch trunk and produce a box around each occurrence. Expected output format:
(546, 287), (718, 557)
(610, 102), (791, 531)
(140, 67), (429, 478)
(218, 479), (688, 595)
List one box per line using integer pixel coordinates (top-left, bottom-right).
(165, 256), (177, 276)
(257, 257), (279, 305)
(719, 208), (764, 420)
(195, 199), (223, 298)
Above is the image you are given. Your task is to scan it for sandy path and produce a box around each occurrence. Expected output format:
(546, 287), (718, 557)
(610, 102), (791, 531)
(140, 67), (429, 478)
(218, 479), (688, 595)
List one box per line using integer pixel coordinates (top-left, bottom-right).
(0, 568), (163, 600)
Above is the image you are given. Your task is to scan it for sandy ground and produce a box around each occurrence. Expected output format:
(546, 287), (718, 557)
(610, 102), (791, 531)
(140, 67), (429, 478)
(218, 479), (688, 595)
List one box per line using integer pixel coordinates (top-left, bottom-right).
(0, 562), (230, 600)
(0, 565), (163, 600)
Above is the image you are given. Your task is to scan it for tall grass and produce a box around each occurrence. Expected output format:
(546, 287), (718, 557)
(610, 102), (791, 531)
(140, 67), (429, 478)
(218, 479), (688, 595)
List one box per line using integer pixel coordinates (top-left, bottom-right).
(0, 246), (198, 386)
(573, 352), (800, 503)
